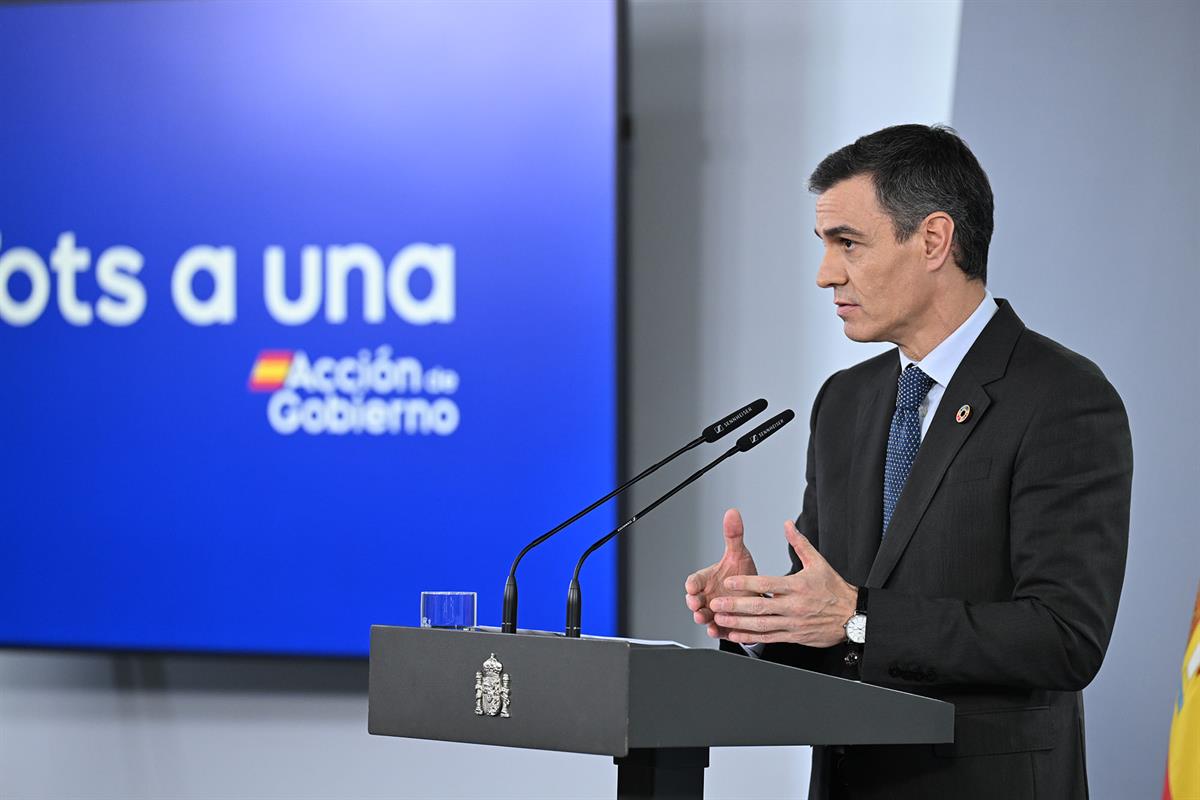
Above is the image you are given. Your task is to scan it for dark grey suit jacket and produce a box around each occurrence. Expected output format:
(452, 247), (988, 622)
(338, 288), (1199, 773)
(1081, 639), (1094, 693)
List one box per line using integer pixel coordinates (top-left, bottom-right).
(757, 300), (1132, 799)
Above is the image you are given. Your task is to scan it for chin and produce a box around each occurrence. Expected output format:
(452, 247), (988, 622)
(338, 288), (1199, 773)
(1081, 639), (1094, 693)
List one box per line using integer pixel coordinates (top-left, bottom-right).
(841, 321), (880, 344)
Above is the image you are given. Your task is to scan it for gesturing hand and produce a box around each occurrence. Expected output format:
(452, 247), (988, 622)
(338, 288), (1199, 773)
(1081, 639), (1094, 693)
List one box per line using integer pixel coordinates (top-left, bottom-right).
(684, 508), (759, 639)
(709, 520), (858, 648)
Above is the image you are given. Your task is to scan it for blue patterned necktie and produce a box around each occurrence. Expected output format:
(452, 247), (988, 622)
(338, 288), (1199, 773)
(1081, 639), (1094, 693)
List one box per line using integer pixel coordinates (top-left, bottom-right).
(882, 364), (936, 537)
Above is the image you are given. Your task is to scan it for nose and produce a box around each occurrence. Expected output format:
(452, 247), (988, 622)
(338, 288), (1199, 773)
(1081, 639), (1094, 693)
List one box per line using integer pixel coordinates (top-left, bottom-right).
(816, 247), (846, 289)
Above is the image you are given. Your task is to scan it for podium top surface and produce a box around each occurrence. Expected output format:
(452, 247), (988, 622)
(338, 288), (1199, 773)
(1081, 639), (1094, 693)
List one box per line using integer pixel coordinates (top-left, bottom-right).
(368, 626), (953, 757)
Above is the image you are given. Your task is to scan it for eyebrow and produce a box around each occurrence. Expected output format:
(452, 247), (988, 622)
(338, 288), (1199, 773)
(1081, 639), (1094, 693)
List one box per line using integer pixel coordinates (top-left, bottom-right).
(814, 225), (867, 240)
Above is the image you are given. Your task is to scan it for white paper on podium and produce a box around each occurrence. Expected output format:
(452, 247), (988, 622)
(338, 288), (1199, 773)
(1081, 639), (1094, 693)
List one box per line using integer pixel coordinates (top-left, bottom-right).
(473, 625), (684, 647)
(581, 634), (686, 648)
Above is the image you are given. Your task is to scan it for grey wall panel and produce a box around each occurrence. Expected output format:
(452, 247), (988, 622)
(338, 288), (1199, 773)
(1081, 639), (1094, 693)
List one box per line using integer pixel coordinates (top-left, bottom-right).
(624, 0), (962, 797)
(950, 2), (1200, 798)
(624, 0), (962, 643)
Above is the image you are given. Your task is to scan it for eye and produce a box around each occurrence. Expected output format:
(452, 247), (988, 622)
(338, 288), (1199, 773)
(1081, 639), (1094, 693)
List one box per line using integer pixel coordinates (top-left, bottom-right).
(840, 238), (856, 251)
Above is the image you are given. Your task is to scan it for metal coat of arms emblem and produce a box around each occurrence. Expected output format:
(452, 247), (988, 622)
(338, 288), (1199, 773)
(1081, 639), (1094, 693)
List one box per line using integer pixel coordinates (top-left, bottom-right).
(474, 652), (511, 718)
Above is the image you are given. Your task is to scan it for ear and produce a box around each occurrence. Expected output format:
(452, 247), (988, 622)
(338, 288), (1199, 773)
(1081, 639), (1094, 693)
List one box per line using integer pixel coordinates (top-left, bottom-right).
(921, 212), (955, 272)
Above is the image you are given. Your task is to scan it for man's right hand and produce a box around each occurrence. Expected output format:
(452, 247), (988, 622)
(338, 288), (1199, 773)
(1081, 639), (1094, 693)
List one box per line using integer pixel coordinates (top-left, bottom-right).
(684, 508), (759, 639)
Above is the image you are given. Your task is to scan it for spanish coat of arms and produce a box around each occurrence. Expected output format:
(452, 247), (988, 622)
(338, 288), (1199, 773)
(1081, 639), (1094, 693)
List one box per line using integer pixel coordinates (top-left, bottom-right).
(474, 653), (511, 718)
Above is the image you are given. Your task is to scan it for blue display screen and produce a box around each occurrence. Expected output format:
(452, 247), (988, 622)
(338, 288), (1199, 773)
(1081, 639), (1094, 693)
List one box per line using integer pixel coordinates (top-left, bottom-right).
(0, 0), (618, 655)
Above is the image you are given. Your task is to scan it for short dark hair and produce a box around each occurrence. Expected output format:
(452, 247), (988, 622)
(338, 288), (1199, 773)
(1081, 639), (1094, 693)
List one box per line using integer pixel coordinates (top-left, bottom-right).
(809, 124), (994, 282)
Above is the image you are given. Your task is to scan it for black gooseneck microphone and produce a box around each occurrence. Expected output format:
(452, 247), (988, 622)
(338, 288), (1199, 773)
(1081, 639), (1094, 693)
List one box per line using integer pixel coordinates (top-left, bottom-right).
(500, 398), (768, 633)
(564, 408), (796, 638)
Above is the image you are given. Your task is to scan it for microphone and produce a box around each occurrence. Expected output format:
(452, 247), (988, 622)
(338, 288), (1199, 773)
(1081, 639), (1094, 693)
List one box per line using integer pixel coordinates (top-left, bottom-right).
(500, 398), (768, 633)
(565, 408), (796, 638)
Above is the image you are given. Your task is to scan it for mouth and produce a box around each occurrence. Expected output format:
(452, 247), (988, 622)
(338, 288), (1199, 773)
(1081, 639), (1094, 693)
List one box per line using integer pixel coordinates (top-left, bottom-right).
(835, 300), (859, 318)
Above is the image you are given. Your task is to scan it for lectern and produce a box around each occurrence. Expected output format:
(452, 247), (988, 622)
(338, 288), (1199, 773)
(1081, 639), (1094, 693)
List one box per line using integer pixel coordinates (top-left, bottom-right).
(368, 626), (953, 799)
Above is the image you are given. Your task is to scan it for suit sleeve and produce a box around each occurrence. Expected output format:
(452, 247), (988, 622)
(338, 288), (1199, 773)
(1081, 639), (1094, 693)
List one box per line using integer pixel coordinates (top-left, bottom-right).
(794, 372), (834, 554)
(859, 365), (1133, 690)
(754, 374), (839, 669)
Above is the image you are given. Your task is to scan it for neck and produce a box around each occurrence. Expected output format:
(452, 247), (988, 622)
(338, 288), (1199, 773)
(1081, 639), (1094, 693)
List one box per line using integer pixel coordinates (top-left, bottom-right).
(897, 282), (987, 362)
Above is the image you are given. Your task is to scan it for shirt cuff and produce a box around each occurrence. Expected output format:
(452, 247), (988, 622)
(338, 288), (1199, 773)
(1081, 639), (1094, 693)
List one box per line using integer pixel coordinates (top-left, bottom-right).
(741, 641), (766, 658)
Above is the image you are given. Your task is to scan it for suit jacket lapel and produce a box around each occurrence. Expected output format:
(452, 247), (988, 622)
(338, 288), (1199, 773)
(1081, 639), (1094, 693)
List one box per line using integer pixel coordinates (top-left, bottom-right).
(845, 362), (896, 586)
(865, 299), (1026, 588)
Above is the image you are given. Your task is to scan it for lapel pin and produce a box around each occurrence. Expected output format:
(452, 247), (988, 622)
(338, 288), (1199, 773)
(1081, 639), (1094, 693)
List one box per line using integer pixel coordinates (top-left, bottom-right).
(955, 404), (971, 424)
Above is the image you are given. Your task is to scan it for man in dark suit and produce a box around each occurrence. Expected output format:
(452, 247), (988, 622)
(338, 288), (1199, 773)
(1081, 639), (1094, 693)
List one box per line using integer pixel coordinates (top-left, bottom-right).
(684, 124), (1132, 799)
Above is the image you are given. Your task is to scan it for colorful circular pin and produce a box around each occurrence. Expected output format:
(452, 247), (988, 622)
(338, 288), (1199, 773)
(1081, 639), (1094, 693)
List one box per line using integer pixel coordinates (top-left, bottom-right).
(955, 404), (971, 423)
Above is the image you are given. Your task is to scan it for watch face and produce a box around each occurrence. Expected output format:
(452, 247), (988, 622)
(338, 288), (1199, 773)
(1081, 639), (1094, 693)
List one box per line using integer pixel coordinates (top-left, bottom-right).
(846, 613), (867, 644)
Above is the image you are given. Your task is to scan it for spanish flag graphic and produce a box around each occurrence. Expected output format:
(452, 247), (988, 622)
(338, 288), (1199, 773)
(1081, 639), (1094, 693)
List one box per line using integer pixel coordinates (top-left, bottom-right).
(1165, 582), (1200, 800)
(247, 350), (294, 392)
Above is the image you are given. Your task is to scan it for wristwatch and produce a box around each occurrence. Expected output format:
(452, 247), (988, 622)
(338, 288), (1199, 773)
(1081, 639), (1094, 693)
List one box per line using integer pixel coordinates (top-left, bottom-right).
(844, 587), (868, 645)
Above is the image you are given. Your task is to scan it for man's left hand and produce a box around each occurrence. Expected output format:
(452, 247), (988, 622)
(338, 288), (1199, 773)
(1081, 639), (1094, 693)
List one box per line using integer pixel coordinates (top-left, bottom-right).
(710, 520), (859, 648)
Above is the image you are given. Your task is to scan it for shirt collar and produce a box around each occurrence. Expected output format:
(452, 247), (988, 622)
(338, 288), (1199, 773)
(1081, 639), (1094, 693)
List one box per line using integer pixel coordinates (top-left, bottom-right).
(898, 290), (998, 388)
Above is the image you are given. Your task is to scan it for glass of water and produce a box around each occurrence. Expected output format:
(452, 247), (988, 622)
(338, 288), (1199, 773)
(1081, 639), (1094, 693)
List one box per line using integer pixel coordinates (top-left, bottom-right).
(420, 591), (477, 629)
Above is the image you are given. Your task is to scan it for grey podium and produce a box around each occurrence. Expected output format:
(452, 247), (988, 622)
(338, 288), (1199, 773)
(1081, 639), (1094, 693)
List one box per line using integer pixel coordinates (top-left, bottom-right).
(368, 625), (954, 799)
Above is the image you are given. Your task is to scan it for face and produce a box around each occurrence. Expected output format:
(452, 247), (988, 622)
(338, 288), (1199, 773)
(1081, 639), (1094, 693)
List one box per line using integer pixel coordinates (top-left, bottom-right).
(814, 174), (932, 347)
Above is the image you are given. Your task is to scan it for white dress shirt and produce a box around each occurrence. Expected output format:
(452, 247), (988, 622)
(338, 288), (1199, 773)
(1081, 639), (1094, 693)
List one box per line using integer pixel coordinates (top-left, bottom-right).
(739, 291), (997, 655)
(899, 290), (997, 441)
